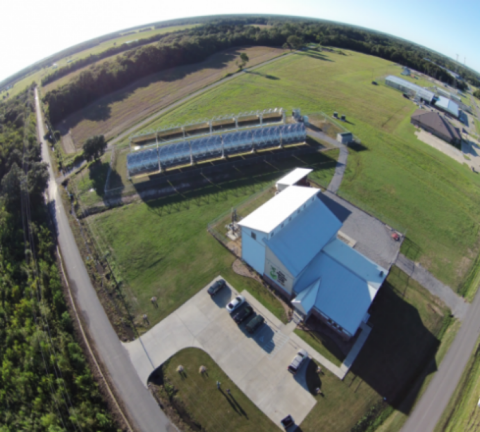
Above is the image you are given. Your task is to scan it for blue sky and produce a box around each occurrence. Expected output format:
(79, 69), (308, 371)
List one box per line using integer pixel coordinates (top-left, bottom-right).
(1, 0), (479, 84)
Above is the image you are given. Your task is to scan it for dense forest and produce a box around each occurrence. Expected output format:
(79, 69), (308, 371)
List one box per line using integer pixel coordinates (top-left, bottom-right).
(43, 18), (479, 125)
(0, 89), (116, 431)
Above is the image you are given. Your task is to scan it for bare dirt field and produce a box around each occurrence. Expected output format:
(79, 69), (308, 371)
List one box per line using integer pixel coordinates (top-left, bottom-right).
(56, 46), (286, 151)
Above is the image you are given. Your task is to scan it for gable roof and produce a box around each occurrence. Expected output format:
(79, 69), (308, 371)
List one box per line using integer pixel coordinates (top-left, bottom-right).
(238, 185), (318, 234)
(411, 110), (461, 141)
(265, 198), (342, 277)
(293, 239), (387, 335)
(434, 96), (459, 117)
(385, 75), (435, 102)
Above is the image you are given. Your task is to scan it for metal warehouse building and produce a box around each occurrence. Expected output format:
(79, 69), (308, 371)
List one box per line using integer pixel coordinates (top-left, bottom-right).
(385, 75), (435, 103)
(433, 96), (460, 118)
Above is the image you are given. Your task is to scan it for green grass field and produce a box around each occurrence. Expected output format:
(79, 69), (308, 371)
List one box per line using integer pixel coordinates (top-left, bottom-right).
(87, 151), (339, 328)
(130, 48), (480, 293)
(55, 46), (286, 149)
(151, 348), (278, 432)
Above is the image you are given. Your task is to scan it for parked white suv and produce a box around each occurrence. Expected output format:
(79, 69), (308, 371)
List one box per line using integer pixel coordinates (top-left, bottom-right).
(288, 349), (308, 374)
(226, 295), (245, 314)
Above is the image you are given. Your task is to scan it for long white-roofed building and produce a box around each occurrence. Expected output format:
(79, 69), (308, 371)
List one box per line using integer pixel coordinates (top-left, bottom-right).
(238, 173), (388, 340)
(385, 75), (435, 103)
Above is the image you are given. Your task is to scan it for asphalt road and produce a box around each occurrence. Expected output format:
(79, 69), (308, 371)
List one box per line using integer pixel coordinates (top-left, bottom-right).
(35, 88), (173, 432)
(108, 52), (293, 148)
(402, 288), (480, 431)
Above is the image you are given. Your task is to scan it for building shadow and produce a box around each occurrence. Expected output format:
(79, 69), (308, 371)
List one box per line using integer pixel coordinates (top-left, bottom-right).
(131, 147), (339, 206)
(458, 111), (469, 126)
(317, 193), (352, 222)
(348, 142), (368, 152)
(348, 284), (440, 414)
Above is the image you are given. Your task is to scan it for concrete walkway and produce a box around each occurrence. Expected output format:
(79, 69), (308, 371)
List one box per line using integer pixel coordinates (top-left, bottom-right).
(306, 128), (348, 194)
(396, 254), (469, 320)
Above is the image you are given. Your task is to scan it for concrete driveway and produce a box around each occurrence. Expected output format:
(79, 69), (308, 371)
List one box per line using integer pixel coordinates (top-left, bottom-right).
(123, 277), (317, 428)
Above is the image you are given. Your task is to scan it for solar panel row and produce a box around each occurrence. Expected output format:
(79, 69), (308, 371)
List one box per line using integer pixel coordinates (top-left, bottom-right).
(127, 123), (306, 176)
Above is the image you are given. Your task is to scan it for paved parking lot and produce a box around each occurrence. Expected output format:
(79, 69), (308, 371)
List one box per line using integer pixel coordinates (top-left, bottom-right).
(319, 191), (403, 269)
(123, 277), (317, 428)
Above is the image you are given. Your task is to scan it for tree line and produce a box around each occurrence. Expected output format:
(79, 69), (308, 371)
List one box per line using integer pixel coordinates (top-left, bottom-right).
(0, 88), (116, 431)
(41, 26), (193, 86)
(43, 19), (480, 125)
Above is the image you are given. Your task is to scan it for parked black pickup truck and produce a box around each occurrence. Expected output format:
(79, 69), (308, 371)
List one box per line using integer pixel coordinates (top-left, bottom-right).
(246, 314), (264, 334)
(233, 305), (253, 324)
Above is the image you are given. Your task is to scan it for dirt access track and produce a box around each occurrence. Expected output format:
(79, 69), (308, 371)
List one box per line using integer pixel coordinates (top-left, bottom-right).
(56, 46), (286, 153)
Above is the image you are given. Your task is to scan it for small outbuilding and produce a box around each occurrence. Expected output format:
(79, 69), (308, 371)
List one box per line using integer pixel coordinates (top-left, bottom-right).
(275, 168), (312, 192)
(411, 110), (462, 146)
(337, 132), (353, 144)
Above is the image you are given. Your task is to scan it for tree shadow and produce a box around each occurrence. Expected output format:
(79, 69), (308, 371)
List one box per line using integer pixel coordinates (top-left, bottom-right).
(244, 70), (280, 80)
(293, 51), (334, 62)
(349, 284), (440, 414)
(88, 160), (110, 198)
(55, 46), (251, 133)
(227, 393), (249, 418)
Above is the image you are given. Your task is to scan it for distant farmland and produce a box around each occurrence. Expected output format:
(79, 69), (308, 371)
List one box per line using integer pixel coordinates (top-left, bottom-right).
(57, 46), (286, 150)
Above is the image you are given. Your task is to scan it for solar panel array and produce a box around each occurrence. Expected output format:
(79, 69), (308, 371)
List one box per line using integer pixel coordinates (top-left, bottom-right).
(127, 123), (306, 176)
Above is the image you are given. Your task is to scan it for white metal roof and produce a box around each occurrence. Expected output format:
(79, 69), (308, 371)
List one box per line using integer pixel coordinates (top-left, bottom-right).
(276, 168), (313, 187)
(265, 199), (342, 277)
(385, 75), (435, 103)
(238, 186), (319, 234)
(434, 96), (459, 117)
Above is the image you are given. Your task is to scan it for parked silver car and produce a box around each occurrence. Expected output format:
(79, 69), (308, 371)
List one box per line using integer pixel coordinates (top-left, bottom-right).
(288, 349), (309, 374)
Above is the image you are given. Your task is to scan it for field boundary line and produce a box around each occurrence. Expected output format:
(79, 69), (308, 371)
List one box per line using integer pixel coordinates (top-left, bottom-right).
(107, 51), (293, 148)
(56, 245), (135, 432)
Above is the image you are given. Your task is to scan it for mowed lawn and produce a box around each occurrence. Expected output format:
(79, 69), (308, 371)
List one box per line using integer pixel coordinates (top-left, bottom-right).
(152, 348), (278, 432)
(90, 151), (339, 326)
(56, 46), (286, 149)
(138, 49), (480, 292)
